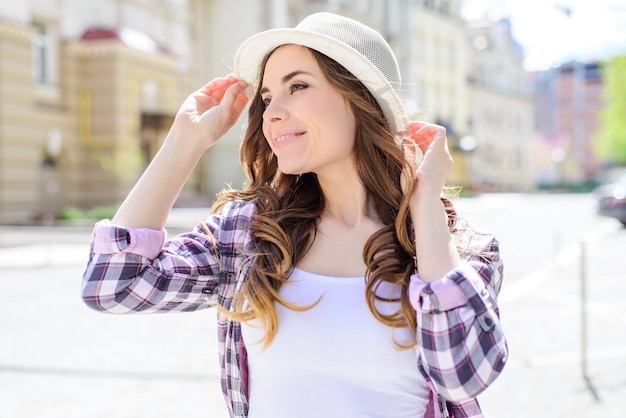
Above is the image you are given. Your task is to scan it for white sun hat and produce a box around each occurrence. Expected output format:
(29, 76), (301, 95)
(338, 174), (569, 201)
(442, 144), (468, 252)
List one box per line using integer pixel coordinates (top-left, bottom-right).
(233, 12), (410, 142)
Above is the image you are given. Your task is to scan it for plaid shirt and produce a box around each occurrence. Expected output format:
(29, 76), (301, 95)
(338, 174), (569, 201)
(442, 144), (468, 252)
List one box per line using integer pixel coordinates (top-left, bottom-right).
(82, 199), (506, 418)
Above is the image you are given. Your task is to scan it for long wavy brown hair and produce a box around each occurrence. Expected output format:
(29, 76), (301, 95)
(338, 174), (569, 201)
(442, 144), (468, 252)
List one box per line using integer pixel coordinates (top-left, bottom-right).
(213, 47), (458, 348)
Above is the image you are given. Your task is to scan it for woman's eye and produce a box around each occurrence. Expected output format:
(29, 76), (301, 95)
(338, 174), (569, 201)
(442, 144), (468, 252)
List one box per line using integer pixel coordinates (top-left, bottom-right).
(262, 97), (271, 107)
(289, 83), (308, 94)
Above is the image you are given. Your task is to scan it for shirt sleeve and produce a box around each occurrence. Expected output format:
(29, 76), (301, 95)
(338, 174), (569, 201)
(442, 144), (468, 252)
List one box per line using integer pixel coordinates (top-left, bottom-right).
(91, 220), (166, 259)
(81, 200), (255, 314)
(409, 226), (507, 402)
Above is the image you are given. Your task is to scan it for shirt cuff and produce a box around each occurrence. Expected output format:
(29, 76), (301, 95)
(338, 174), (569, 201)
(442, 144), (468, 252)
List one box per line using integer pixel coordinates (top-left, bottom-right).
(92, 219), (166, 259)
(409, 260), (474, 313)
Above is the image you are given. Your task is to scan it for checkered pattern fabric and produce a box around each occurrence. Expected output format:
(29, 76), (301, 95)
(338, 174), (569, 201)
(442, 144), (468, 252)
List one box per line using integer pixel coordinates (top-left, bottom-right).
(82, 200), (506, 417)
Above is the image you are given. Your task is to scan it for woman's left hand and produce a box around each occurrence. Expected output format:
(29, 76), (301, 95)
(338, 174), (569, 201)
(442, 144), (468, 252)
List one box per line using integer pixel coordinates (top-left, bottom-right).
(402, 122), (460, 282)
(402, 121), (453, 199)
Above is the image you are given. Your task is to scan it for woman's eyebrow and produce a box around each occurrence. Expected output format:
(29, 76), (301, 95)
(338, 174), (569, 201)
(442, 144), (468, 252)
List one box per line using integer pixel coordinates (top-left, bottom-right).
(260, 70), (313, 94)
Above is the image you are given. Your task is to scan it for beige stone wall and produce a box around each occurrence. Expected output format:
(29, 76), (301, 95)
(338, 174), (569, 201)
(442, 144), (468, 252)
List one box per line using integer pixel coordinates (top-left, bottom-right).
(0, 21), (39, 223)
(0, 17), (193, 223)
(0, 0), (200, 224)
(64, 40), (192, 209)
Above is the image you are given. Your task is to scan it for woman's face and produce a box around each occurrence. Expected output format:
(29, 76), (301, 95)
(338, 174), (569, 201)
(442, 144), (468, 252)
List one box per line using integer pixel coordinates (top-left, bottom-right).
(260, 45), (356, 176)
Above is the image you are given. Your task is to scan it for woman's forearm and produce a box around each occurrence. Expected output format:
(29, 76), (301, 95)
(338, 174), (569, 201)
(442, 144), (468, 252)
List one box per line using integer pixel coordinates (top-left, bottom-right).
(110, 76), (249, 230)
(111, 133), (204, 230)
(411, 193), (461, 282)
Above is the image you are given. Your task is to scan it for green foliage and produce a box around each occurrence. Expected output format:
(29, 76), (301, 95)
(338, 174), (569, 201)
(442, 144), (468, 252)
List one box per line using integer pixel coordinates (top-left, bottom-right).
(594, 55), (626, 164)
(58, 205), (117, 221)
(93, 146), (146, 175)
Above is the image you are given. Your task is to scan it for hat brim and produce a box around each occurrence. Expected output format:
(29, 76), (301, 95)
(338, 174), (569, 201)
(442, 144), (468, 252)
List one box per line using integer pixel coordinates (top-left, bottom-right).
(234, 28), (410, 139)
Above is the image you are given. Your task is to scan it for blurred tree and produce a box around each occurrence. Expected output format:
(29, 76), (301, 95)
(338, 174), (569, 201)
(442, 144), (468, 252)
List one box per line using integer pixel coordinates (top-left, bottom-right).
(594, 55), (626, 165)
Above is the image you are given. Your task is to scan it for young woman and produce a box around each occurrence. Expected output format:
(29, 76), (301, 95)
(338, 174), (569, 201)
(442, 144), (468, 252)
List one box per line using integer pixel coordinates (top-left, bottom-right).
(82, 12), (507, 418)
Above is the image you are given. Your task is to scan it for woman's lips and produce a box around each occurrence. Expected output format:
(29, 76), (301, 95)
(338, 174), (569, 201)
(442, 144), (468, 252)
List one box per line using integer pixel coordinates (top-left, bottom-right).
(272, 130), (305, 149)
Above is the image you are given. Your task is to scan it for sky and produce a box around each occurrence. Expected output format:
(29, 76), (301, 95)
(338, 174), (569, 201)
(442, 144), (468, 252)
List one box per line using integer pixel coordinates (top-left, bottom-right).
(461, 0), (626, 70)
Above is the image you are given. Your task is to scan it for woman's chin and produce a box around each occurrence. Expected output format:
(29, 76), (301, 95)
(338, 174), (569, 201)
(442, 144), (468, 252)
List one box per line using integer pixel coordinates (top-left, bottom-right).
(276, 163), (304, 176)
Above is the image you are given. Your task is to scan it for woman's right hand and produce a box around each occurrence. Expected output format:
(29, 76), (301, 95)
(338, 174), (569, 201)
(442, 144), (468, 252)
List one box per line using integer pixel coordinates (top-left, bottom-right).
(171, 74), (249, 150)
(110, 75), (248, 230)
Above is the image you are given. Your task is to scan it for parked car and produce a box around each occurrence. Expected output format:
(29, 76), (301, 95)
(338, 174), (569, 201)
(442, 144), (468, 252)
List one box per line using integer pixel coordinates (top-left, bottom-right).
(595, 173), (626, 227)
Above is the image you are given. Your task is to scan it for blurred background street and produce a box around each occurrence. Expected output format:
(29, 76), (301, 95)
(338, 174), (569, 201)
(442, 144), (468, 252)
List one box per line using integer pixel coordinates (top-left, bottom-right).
(1, 193), (625, 417)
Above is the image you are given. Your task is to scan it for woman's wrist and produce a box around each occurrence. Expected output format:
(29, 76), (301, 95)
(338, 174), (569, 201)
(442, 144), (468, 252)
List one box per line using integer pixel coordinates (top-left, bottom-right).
(410, 189), (460, 282)
(409, 186), (443, 213)
(162, 128), (210, 158)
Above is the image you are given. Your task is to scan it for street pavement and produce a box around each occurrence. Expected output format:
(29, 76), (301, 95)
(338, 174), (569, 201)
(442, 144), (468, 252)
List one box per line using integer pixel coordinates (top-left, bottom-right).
(1, 193), (625, 417)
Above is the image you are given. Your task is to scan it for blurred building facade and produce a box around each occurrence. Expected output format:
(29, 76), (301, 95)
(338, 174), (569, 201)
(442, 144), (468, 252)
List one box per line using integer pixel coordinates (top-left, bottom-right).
(0, 0), (277, 223)
(463, 18), (534, 192)
(0, 0), (536, 224)
(0, 0), (198, 223)
(532, 61), (603, 186)
(411, 1), (470, 138)
(409, 1), (472, 189)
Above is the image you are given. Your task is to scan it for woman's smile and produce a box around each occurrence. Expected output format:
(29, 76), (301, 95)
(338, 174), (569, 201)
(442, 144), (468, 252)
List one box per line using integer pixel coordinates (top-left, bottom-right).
(272, 129), (306, 149)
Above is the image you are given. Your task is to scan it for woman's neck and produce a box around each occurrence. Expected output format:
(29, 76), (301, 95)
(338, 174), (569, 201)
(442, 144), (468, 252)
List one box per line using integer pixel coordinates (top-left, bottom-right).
(316, 167), (376, 228)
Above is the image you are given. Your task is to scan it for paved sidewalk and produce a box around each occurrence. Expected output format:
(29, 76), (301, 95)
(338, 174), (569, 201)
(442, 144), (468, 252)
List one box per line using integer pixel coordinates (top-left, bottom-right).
(478, 226), (626, 417)
(1, 207), (625, 417)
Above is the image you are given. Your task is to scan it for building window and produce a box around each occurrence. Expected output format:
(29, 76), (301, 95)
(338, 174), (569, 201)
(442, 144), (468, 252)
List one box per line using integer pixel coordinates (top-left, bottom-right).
(440, 0), (450, 15)
(31, 20), (57, 85)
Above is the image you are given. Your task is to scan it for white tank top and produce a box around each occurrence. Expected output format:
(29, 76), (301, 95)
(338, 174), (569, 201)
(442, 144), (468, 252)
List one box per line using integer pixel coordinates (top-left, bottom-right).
(241, 268), (430, 417)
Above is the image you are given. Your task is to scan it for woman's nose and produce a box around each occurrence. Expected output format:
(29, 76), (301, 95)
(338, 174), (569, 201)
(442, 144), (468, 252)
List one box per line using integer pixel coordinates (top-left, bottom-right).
(263, 97), (288, 123)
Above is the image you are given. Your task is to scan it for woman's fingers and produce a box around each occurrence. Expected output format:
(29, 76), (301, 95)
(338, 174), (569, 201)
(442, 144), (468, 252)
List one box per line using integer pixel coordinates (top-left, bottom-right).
(403, 121), (447, 166)
(199, 74), (238, 97)
(195, 75), (240, 112)
(223, 80), (249, 123)
(409, 121), (446, 155)
(193, 77), (248, 143)
(171, 75), (249, 149)
(403, 121), (453, 196)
